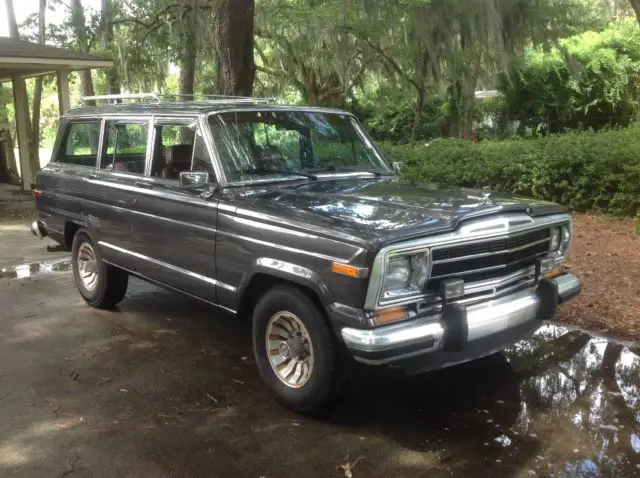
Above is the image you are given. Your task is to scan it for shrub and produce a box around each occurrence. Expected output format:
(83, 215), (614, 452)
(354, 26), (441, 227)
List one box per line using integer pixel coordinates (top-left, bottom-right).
(377, 124), (640, 216)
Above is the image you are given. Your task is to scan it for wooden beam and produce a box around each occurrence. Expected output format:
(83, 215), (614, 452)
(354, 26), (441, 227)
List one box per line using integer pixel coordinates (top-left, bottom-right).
(11, 77), (33, 191)
(57, 68), (71, 115)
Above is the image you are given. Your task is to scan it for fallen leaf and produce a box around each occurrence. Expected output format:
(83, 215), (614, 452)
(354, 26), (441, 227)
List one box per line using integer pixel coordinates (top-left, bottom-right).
(338, 455), (364, 478)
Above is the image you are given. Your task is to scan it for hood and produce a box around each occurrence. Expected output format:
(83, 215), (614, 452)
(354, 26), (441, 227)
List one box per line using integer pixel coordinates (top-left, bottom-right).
(233, 176), (567, 248)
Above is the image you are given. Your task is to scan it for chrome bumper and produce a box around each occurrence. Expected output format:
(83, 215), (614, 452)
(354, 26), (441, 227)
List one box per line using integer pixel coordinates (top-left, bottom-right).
(341, 273), (581, 365)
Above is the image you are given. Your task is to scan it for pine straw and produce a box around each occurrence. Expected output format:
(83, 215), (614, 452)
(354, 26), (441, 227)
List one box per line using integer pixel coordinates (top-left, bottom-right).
(556, 213), (640, 342)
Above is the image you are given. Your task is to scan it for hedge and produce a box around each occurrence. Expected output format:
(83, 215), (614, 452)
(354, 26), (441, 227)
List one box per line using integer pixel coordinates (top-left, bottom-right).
(377, 124), (640, 217)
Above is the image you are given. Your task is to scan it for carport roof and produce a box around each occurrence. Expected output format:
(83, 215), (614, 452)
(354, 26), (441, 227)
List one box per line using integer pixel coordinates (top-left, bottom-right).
(0, 36), (113, 82)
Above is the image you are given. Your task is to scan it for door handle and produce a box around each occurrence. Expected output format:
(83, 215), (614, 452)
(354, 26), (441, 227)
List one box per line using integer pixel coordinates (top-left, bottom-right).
(87, 173), (99, 180)
(135, 181), (153, 189)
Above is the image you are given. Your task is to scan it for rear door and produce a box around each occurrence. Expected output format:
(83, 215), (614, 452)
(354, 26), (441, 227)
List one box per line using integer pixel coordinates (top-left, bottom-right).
(88, 117), (153, 270)
(128, 116), (221, 303)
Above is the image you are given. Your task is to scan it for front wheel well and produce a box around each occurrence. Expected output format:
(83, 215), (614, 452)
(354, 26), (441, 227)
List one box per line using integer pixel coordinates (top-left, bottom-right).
(237, 273), (327, 323)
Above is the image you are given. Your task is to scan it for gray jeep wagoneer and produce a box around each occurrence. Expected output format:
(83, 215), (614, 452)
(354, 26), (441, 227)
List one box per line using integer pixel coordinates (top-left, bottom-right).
(30, 94), (581, 413)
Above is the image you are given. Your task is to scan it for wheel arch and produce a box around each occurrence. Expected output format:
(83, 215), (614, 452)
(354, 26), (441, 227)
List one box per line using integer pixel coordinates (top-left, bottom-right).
(236, 258), (331, 321)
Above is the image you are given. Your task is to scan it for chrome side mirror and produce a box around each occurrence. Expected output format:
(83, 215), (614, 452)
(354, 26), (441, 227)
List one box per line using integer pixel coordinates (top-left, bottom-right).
(179, 171), (209, 189)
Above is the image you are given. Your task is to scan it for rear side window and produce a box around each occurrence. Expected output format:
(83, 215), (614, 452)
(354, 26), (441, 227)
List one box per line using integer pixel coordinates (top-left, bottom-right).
(100, 120), (149, 175)
(54, 121), (101, 167)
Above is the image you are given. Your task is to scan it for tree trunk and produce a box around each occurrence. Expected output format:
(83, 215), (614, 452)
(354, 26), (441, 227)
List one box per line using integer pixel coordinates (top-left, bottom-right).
(410, 88), (425, 142)
(101, 0), (120, 97)
(72, 0), (96, 105)
(179, 10), (197, 97)
(30, 0), (46, 175)
(629, 0), (640, 25)
(214, 0), (256, 96)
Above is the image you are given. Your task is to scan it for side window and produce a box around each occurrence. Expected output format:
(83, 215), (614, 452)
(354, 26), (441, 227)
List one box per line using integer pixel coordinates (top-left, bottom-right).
(100, 120), (149, 175)
(55, 121), (101, 167)
(150, 121), (214, 180)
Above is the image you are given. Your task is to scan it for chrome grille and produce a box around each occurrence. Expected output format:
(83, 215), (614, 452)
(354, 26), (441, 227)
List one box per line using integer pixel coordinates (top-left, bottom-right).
(427, 228), (551, 294)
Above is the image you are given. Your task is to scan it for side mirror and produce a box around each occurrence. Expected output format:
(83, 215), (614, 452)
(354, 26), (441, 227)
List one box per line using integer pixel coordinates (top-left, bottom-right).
(392, 161), (404, 174)
(179, 171), (209, 189)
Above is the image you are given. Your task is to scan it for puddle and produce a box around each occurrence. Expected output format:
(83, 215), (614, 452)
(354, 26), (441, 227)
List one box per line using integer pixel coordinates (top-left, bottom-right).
(0, 259), (72, 279)
(330, 323), (640, 477)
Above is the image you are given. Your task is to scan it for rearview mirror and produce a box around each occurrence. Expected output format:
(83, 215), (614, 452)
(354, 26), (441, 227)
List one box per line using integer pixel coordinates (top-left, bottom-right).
(179, 171), (209, 189)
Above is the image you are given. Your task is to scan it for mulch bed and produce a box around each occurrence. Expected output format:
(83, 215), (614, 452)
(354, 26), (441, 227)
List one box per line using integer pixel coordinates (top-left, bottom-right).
(556, 213), (640, 342)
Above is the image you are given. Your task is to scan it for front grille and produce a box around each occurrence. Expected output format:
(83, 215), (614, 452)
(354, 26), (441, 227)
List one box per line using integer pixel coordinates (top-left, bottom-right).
(427, 228), (550, 294)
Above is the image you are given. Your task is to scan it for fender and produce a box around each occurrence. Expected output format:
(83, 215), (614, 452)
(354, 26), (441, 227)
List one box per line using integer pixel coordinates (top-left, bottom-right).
(237, 257), (332, 306)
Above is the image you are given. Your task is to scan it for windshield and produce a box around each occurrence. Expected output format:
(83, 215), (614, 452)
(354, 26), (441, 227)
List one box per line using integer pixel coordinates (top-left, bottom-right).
(208, 109), (391, 183)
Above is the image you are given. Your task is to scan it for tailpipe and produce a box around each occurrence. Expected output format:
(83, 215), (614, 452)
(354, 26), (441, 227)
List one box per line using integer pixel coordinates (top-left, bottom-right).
(30, 220), (47, 239)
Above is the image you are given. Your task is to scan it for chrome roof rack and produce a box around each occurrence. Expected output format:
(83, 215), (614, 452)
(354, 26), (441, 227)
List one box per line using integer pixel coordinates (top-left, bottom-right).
(79, 92), (277, 106)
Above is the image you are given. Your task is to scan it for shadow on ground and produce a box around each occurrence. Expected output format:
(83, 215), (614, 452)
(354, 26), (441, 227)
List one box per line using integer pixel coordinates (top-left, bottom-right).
(0, 274), (638, 477)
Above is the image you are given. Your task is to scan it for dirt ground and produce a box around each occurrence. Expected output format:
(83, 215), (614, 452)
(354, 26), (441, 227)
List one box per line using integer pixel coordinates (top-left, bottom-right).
(557, 214), (640, 341)
(1, 271), (639, 478)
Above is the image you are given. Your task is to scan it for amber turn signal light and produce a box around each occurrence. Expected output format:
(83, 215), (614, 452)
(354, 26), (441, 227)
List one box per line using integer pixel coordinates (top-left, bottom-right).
(331, 262), (367, 278)
(373, 306), (409, 326)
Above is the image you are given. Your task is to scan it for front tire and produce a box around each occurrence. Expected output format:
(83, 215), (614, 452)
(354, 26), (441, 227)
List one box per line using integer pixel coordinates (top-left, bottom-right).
(252, 285), (344, 414)
(71, 230), (129, 309)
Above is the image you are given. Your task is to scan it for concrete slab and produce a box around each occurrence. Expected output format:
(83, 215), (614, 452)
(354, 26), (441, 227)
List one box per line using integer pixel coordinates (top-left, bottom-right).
(0, 222), (69, 272)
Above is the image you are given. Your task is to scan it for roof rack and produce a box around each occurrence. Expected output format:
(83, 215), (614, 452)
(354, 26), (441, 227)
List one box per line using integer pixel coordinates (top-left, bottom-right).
(79, 92), (277, 106)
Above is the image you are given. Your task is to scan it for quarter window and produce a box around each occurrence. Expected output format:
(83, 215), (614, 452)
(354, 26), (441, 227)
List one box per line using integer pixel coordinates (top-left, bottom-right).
(54, 121), (101, 167)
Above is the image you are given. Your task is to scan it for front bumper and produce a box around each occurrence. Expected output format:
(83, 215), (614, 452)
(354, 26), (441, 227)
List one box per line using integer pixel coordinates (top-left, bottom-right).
(339, 273), (581, 367)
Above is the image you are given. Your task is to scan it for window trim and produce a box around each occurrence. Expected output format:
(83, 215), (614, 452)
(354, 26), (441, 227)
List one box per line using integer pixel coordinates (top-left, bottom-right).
(205, 108), (393, 187)
(99, 115), (153, 177)
(148, 115), (217, 183)
(52, 118), (103, 169)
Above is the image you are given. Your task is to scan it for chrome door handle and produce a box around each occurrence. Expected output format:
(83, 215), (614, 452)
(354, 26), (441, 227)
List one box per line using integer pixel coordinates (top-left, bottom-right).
(135, 181), (153, 189)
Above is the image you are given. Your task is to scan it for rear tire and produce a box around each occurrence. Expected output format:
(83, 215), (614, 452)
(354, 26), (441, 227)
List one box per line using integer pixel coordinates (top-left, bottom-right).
(252, 285), (345, 414)
(71, 230), (128, 309)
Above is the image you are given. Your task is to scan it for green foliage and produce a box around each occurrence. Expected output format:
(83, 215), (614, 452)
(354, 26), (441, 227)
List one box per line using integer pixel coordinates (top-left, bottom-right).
(379, 123), (640, 216)
(349, 81), (445, 143)
(501, 18), (640, 134)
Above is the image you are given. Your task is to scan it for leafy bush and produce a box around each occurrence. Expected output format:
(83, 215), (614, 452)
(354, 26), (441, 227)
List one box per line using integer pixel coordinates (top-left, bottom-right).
(378, 124), (640, 216)
(349, 83), (445, 143)
(501, 18), (640, 135)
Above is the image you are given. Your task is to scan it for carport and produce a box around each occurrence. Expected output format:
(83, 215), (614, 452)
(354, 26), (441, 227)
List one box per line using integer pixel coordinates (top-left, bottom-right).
(0, 37), (113, 190)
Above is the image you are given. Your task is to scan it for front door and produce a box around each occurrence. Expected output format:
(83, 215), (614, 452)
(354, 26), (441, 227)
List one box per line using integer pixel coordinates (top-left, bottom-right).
(128, 117), (220, 303)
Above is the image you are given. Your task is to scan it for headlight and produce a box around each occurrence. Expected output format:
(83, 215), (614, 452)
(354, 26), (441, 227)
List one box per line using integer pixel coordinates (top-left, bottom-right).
(549, 222), (572, 262)
(381, 251), (430, 300)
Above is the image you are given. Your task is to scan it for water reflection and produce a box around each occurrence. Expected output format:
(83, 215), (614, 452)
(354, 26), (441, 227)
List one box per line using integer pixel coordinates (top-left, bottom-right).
(0, 259), (72, 279)
(505, 324), (640, 477)
(331, 324), (640, 477)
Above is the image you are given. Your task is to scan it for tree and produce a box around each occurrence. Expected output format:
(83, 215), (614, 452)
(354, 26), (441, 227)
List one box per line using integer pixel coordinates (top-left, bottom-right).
(214, 0), (255, 96)
(100, 0), (121, 96)
(71, 0), (96, 103)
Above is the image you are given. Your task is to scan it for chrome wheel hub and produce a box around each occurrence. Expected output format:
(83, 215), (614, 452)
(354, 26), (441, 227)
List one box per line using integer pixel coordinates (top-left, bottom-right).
(265, 311), (314, 388)
(77, 242), (98, 291)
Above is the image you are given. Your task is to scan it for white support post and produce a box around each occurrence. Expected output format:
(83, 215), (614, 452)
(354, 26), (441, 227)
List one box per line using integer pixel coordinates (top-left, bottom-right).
(57, 68), (71, 115)
(11, 77), (32, 191)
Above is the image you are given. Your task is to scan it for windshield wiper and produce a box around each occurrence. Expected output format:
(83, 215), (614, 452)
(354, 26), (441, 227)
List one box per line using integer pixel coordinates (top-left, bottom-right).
(241, 168), (317, 180)
(311, 165), (391, 177)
